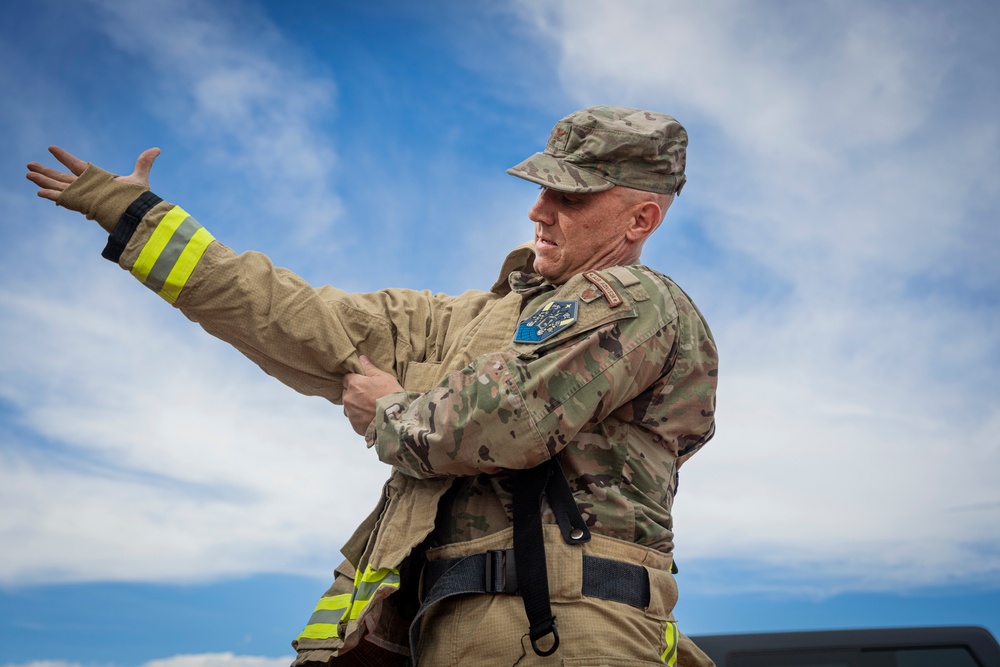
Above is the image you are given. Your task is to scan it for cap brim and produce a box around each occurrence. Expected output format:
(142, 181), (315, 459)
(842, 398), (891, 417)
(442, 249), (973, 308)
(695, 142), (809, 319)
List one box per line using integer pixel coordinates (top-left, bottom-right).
(506, 152), (615, 193)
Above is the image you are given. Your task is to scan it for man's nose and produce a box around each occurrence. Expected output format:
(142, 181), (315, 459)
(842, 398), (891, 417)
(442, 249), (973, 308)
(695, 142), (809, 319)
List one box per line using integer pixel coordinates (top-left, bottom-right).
(528, 192), (553, 225)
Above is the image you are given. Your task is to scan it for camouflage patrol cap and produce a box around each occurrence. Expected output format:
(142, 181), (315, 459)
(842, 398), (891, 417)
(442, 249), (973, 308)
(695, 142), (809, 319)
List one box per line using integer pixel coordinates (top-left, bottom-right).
(507, 106), (687, 195)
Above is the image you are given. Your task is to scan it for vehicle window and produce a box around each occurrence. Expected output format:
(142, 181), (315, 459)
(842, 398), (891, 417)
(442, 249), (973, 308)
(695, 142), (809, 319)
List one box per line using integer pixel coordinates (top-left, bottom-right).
(866, 646), (980, 667)
(729, 646), (982, 667)
(730, 650), (856, 667)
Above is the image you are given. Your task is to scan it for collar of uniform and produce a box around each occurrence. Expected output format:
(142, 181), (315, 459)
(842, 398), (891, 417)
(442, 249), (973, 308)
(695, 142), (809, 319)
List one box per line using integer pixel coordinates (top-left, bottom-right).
(490, 242), (537, 295)
(508, 271), (548, 294)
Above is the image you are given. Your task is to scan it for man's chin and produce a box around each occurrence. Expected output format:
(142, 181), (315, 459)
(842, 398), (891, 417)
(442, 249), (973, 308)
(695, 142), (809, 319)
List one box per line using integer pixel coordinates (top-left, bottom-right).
(533, 259), (555, 280)
(533, 263), (568, 285)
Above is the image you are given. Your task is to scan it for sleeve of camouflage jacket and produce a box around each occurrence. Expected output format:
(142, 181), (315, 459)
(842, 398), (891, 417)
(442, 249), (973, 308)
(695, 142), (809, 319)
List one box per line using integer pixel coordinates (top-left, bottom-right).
(56, 164), (465, 404)
(370, 268), (717, 477)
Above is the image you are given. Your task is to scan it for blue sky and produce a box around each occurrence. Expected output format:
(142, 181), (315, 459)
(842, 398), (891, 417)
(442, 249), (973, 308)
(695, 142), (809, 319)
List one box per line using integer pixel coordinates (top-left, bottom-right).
(2, 1), (999, 665)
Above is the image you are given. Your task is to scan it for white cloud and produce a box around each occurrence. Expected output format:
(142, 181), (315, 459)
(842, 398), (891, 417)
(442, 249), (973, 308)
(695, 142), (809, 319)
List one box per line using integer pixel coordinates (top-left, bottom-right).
(513, 0), (1000, 593)
(84, 0), (341, 245)
(0, 209), (386, 584)
(517, 1), (1000, 283)
(3, 0), (998, 599)
(0, 1), (390, 585)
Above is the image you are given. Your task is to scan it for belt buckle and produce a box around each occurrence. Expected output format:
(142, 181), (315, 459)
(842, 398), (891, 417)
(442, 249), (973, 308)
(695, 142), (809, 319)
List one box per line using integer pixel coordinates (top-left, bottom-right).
(484, 549), (518, 594)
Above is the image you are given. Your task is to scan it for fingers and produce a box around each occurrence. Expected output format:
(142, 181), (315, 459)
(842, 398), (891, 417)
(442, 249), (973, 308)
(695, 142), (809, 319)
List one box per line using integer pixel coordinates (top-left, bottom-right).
(31, 187), (61, 202)
(48, 146), (89, 176)
(342, 359), (404, 437)
(26, 161), (77, 202)
(27, 146), (162, 203)
(342, 372), (372, 436)
(359, 355), (390, 377)
(27, 161), (76, 183)
(26, 169), (72, 192)
(26, 146), (85, 202)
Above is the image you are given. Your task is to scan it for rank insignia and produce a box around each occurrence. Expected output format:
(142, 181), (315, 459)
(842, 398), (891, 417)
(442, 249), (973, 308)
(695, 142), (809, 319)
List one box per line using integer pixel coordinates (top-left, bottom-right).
(514, 300), (579, 343)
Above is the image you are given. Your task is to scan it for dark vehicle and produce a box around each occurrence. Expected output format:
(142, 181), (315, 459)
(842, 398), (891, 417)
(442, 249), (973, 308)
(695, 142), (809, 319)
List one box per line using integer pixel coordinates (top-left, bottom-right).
(692, 626), (1000, 667)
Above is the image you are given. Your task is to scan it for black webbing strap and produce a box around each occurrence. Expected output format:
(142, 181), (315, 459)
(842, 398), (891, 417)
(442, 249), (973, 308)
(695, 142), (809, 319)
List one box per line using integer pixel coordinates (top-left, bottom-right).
(545, 457), (592, 545)
(512, 459), (559, 656)
(511, 456), (591, 657)
(101, 191), (163, 262)
(422, 551), (651, 610)
(408, 457), (591, 663)
(408, 550), (510, 662)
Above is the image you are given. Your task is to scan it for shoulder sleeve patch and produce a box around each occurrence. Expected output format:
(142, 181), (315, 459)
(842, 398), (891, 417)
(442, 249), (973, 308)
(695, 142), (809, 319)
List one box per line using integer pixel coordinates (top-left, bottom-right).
(514, 300), (579, 343)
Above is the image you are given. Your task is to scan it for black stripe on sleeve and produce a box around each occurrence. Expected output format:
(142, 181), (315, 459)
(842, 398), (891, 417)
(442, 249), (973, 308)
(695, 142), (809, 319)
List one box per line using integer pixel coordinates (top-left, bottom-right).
(101, 191), (164, 263)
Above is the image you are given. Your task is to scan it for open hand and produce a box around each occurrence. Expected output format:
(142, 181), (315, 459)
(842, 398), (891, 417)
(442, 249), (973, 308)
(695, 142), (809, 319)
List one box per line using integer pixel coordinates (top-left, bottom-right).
(26, 146), (162, 201)
(342, 356), (405, 436)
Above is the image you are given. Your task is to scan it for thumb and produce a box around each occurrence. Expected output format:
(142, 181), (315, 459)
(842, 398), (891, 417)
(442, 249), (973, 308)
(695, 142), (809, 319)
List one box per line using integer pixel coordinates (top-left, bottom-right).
(359, 355), (383, 377)
(131, 147), (161, 185)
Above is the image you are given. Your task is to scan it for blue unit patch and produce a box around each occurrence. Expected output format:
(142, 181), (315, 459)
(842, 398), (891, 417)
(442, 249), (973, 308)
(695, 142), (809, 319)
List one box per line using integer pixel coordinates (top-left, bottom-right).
(514, 300), (579, 343)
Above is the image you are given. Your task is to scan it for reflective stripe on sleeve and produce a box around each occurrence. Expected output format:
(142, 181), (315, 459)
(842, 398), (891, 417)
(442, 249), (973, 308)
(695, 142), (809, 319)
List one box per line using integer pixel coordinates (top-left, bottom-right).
(345, 565), (400, 621)
(294, 566), (400, 641)
(296, 593), (352, 640)
(130, 205), (215, 304)
(660, 621), (678, 666)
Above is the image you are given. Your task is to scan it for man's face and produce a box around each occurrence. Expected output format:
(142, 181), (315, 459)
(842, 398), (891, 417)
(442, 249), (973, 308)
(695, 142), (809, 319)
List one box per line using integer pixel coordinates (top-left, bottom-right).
(528, 186), (640, 285)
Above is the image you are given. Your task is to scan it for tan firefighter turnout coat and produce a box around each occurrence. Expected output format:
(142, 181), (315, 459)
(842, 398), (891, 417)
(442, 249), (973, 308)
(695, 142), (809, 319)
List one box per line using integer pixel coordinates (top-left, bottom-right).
(56, 165), (719, 664)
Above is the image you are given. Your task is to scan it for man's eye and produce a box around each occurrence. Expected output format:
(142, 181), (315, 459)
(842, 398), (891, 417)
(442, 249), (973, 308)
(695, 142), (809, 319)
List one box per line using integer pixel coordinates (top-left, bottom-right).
(561, 195), (580, 206)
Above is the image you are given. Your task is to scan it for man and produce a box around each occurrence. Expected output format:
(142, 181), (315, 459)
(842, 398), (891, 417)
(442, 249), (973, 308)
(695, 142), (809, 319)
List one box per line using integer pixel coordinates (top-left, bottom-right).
(26, 106), (718, 666)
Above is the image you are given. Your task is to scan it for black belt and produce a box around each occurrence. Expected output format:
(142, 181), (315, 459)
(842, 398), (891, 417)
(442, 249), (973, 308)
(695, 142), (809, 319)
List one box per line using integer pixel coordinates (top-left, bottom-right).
(423, 548), (652, 609)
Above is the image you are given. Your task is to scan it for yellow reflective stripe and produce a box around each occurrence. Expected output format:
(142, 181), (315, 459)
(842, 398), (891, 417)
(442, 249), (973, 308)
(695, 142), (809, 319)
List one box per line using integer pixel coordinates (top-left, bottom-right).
(660, 621), (679, 666)
(345, 597), (370, 621)
(357, 564), (400, 585)
(295, 593), (353, 641)
(131, 206), (189, 283)
(129, 205), (215, 304)
(314, 593), (353, 610)
(296, 565), (401, 641)
(297, 623), (339, 640)
(157, 226), (214, 304)
(345, 565), (400, 621)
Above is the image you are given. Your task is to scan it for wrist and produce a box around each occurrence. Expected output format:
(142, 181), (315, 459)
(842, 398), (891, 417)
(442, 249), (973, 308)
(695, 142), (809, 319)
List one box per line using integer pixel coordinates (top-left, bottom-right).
(56, 164), (150, 233)
(368, 391), (414, 449)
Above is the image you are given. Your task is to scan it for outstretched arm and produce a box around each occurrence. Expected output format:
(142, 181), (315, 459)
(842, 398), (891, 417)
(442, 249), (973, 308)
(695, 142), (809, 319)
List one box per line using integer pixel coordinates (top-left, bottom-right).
(27, 146), (160, 202)
(21, 147), (468, 407)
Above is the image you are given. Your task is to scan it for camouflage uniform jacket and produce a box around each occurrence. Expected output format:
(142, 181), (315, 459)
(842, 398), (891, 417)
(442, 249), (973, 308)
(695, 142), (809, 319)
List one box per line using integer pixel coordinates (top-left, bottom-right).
(57, 166), (718, 664)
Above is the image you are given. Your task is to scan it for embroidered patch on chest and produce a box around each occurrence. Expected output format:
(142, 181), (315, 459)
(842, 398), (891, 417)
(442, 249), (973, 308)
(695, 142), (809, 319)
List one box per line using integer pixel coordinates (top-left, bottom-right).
(583, 271), (624, 307)
(514, 300), (579, 343)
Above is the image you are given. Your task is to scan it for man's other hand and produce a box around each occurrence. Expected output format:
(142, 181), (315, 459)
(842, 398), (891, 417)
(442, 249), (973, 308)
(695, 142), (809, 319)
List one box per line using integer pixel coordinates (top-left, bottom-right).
(342, 356), (405, 436)
(26, 146), (161, 201)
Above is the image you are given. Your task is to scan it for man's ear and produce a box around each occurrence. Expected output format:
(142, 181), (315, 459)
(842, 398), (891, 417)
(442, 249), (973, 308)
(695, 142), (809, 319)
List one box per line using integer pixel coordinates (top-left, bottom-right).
(625, 201), (662, 242)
